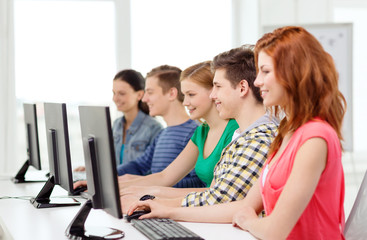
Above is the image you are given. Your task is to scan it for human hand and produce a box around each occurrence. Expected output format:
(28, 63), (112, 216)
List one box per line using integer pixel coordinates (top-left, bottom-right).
(127, 199), (172, 220)
(232, 206), (258, 231)
(120, 195), (140, 214)
(73, 166), (85, 172)
(73, 180), (87, 190)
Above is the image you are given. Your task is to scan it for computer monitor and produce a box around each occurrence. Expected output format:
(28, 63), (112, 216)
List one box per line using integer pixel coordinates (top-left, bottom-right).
(65, 106), (124, 239)
(30, 103), (81, 208)
(12, 103), (44, 183)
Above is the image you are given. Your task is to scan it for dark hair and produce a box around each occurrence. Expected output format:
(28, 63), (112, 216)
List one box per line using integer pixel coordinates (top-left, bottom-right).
(211, 44), (261, 103)
(113, 69), (149, 114)
(255, 26), (346, 153)
(146, 65), (184, 102)
(180, 61), (213, 90)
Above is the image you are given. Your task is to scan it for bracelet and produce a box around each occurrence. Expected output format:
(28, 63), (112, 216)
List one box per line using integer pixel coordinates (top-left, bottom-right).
(139, 194), (156, 201)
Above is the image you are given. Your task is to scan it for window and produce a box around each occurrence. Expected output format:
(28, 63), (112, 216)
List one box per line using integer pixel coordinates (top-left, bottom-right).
(14, 0), (116, 169)
(334, 7), (367, 152)
(130, 0), (232, 75)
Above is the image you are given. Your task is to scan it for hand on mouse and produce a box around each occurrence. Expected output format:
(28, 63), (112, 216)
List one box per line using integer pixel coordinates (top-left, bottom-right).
(126, 199), (173, 220)
(73, 180), (87, 188)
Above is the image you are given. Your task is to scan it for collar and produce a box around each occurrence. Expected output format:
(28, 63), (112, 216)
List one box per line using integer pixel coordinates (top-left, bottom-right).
(123, 110), (148, 135)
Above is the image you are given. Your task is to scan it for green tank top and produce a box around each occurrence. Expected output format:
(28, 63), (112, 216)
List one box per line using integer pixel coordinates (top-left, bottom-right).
(191, 119), (238, 187)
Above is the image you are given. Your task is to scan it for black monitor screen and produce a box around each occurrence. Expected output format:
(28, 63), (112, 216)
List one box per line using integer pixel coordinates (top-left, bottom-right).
(12, 103), (42, 183)
(44, 102), (74, 193)
(29, 103), (80, 208)
(24, 103), (42, 170)
(65, 106), (123, 239)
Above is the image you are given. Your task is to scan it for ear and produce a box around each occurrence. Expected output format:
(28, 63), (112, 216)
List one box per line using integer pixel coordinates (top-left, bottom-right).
(168, 87), (178, 101)
(136, 90), (144, 101)
(238, 79), (249, 97)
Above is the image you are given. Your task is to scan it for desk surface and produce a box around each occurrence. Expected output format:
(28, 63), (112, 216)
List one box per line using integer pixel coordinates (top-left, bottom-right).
(0, 174), (256, 240)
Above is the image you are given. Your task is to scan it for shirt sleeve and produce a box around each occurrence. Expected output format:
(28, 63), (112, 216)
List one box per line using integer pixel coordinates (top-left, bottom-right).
(181, 134), (270, 207)
(117, 133), (160, 176)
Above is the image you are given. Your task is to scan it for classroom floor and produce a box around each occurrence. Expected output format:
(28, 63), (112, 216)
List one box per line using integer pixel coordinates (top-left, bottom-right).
(343, 151), (367, 219)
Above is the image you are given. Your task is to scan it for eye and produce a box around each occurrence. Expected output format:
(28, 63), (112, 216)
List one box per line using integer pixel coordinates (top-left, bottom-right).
(188, 93), (195, 97)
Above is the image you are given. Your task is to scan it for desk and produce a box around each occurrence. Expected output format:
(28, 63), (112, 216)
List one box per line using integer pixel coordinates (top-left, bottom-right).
(0, 177), (256, 240)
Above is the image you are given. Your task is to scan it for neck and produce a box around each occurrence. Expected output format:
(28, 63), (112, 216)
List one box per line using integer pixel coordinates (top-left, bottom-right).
(162, 101), (190, 126)
(123, 108), (139, 128)
(203, 104), (228, 129)
(236, 100), (266, 132)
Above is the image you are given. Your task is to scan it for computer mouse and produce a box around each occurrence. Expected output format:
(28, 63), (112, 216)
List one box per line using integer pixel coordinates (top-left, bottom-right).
(125, 210), (151, 222)
(73, 185), (87, 195)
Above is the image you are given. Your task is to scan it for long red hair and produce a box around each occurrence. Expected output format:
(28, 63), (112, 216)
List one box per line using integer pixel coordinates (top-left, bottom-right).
(254, 26), (346, 154)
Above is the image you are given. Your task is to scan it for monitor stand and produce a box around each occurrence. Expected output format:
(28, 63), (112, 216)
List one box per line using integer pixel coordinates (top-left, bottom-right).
(65, 200), (125, 239)
(12, 160), (47, 183)
(30, 175), (80, 208)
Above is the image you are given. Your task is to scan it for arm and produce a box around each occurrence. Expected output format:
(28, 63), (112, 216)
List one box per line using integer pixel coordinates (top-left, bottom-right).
(233, 138), (327, 239)
(181, 137), (268, 207)
(117, 135), (159, 176)
(126, 177), (264, 223)
(119, 140), (199, 190)
(127, 197), (247, 223)
(120, 185), (209, 199)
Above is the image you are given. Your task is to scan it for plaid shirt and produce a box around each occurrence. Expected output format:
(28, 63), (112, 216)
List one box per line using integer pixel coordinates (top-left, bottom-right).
(181, 120), (278, 207)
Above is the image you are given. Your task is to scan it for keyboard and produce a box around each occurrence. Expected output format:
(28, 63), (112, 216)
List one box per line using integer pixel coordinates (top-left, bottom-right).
(131, 218), (204, 240)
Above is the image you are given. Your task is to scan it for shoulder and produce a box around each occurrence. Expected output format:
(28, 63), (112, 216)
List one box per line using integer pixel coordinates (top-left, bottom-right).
(173, 119), (198, 133)
(195, 122), (209, 132)
(142, 115), (163, 128)
(164, 120), (198, 140)
(245, 122), (278, 142)
(295, 119), (339, 144)
(299, 119), (334, 133)
(227, 119), (239, 131)
(112, 116), (123, 129)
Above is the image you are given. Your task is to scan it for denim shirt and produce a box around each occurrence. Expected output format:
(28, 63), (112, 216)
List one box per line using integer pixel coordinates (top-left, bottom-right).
(112, 110), (163, 166)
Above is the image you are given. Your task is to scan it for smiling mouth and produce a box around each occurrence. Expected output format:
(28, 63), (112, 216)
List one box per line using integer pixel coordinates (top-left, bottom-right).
(260, 90), (268, 96)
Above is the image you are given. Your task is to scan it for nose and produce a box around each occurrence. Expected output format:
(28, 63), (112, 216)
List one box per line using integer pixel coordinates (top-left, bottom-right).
(112, 93), (117, 102)
(209, 88), (216, 100)
(254, 74), (262, 88)
(142, 92), (148, 103)
(182, 96), (189, 106)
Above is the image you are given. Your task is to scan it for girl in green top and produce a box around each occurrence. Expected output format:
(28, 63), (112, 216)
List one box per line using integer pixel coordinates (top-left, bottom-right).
(119, 61), (238, 205)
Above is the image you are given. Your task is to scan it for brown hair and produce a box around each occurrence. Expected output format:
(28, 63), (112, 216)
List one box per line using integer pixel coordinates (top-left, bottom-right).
(211, 44), (261, 103)
(113, 69), (149, 114)
(255, 26), (346, 153)
(146, 65), (184, 102)
(180, 61), (213, 90)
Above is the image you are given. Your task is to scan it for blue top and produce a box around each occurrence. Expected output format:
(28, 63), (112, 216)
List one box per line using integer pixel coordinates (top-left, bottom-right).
(117, 119), (206, 188)
(112, 110), (163, 166)
(120, 144), (125, 164)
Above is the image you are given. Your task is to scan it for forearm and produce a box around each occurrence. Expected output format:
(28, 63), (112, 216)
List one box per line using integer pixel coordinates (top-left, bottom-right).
(169, 200), (245, 223)
(155, 187), (208, 199)
(119, 172), (168, 189)
(242, 215), (287, 240)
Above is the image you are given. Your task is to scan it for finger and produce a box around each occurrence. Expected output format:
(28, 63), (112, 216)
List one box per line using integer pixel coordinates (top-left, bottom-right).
(127, 201), (151, 215)
(73, 180), (87, 189)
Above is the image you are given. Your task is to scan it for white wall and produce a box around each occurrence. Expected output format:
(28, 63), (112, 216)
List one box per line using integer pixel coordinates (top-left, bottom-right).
(259, 0), (333, 26)
(0, 0), (16, 175)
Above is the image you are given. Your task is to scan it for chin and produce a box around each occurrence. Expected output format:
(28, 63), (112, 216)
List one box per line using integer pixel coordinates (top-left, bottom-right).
(218, 112), (229, 120)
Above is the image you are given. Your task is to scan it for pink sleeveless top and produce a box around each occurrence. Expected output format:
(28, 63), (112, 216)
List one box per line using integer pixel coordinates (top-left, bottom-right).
(260, 119), (345, 239)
